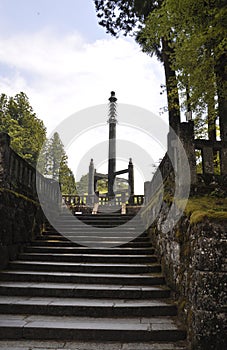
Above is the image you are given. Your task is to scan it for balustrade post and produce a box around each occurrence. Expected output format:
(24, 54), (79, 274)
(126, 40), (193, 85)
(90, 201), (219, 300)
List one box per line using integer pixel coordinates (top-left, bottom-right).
(128, 158), (134, 205)
(220, 147), (227, 175)
(0, 132), (11, 189)
(179, 122), (197, 185)
(88, 159), (95, 206)
(202, 147), (214, 174)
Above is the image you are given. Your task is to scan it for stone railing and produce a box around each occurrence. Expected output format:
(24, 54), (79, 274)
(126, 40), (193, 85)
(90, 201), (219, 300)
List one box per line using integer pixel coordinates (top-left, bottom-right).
(0, 132), (61, 268)
(0, 132), (60, 203)
(62, 193), (144, 208)
(144, 153), (172, 204)
(144, 122), (227, 203)
(194, 139), (227, 176)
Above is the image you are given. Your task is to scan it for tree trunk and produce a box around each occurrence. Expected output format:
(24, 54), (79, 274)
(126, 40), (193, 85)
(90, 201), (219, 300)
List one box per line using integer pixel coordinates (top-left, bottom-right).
(207, 97), (216, 141)
(215, 52), (227, 141)
(162, 37), (181, 134)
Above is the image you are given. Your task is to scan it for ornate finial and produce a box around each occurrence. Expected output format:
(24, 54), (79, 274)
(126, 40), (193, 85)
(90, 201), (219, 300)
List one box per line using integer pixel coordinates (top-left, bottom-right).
(108, 91), (117, 123)
(109, 91), (117, 103)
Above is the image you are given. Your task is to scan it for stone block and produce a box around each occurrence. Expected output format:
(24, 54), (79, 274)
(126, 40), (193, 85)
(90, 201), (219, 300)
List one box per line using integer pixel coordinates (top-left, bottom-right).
(194, 237), (224, 271)
(191, 310), (226, 350)
(192, 271), (227, 311)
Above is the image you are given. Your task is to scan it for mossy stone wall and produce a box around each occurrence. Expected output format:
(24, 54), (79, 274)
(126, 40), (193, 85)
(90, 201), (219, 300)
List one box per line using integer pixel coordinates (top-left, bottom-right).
(0, 189), (45, 269)
(148, 206), (227, 349)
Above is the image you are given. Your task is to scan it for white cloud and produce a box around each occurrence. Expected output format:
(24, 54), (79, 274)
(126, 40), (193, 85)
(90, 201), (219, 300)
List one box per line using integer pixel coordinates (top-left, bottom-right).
(0, 29), (168, 193)
(0, 29), (167, 131)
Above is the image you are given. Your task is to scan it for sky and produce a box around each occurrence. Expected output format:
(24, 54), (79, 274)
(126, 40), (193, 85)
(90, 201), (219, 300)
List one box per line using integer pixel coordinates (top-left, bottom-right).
(0, 0), (169, 193)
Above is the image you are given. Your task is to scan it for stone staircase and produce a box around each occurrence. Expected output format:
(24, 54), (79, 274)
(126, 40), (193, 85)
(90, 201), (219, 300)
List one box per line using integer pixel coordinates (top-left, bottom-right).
(0, 213), (187, 348)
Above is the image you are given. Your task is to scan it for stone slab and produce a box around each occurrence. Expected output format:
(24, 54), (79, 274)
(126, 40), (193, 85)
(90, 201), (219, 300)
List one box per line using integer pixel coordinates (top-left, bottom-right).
(0, 340), (188, 350)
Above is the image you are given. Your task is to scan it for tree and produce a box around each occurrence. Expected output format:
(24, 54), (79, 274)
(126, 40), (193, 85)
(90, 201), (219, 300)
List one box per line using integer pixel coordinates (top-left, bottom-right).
(0, 92), (46, 165)
(59, 159), (77, 195)
(38, 132), (77, 194)
(140, 0), (227, 140)
(76, 174), (89, 195)
(77, 173), (130, 195)
(94, 0), (181, 132)
(0, 92), (77, 193)
(94, 0), (227, 140)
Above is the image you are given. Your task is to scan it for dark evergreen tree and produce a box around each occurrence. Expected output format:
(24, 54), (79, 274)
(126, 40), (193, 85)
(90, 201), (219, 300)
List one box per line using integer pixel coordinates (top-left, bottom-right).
(93, 0), (181, 132)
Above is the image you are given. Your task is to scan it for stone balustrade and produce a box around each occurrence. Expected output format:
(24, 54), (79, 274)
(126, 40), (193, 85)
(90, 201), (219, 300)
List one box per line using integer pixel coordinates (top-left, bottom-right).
(0, 132), (61, 204)
(194, 139), (227, 176)
(0, 132), (61, 268)
(144, 122), (227, 203)
(62, 193), (144, 210)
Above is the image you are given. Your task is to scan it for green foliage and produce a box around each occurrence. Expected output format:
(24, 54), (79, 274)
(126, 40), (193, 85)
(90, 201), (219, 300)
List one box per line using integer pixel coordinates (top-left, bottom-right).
(38, 132), (77, 195)
(94, 1), (227, 138)
(76, 173), (128, 195)
(59, 155), (77, 195)
(140, 0), (227, 136)
(0, 92), (46, 166)
(94, 1), (181, 130)
(0, 92), (76, 195)
(94, 0), (155, 37)
(76, 174), (89, 195)
(97, 178), (108, 193)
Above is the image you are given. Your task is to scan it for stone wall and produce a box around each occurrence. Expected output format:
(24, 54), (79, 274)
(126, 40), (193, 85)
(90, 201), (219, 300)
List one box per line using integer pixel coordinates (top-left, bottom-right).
(142, 120), (227, 349)
(0, 132), (60, 269)
(0, 188), (45, 269)
(146, 203), (227, 350)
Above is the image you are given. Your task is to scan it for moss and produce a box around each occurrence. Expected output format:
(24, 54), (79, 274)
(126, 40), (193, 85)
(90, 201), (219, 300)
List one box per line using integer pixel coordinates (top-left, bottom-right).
(183, 196), (227, 224)
(175, 228), (182, 240)
(182, 244), (191, 257)
(178, 299), (186, 313)
(0, 187), (40, 206)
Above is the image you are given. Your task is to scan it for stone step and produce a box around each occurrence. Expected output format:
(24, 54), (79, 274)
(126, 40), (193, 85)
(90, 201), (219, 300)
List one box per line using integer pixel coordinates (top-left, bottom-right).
(0, 314), (186, 342)
(45, 221), (145, 228)
(45, 230), (146, 237)
(46, 221), (145, 227)
(0, 282), (171, 299)
(30, 240), (152, 248)
(18, 253), (157, 264)
(0, 212), (187, 346)
(55, 224), (144, 229)
(0, 296), (178, 317)
(40, 234), (150, 241)
(0, 340), (188, 349)
(54, 214), (143, 226)
(54, 215), (142, 222)
(9, 261), (161, 274)
(56, 216), (138, 220)
(0, 270), (165, 285)
(55, 218), (143, 224)
(37, 239), (152, 249)
(26, 245), (155, 255)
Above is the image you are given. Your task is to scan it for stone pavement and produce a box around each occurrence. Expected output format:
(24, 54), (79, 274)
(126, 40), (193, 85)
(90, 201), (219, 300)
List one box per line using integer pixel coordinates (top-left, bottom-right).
(0, 340), (188, 350)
